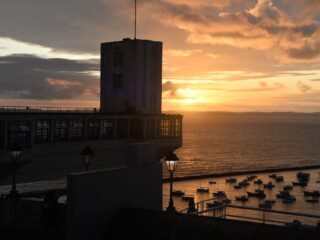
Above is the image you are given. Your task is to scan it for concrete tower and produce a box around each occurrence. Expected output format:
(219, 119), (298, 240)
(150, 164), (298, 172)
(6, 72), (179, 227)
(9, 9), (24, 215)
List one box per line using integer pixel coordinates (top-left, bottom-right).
(100, 38), (162, 114)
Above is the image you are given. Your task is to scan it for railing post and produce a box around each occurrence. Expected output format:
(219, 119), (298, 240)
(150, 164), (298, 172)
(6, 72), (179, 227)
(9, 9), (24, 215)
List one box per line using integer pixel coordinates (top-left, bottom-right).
(263, 210), (265, 224)
(50, 119), (54, 143)
(4, 120), (8, 150)
(114, 118), (117, 139)
(224, 197), (227, 219)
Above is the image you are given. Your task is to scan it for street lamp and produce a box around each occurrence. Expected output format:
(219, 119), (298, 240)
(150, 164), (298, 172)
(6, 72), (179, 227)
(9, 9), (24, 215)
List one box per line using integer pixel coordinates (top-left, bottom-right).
(164, 150), (179, 213)
(8, 143), (21, 198)
(81, 145), (94, 171)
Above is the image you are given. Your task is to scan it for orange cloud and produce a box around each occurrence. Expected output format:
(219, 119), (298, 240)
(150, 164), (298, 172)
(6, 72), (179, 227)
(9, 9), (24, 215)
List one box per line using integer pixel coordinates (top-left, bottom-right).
(143, 0), (320, 61)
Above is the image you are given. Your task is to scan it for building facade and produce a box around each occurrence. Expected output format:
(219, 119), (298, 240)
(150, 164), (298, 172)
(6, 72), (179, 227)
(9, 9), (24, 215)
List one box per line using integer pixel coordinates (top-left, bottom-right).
(100, 38), (162, 114)
(0, 109), (182, 184)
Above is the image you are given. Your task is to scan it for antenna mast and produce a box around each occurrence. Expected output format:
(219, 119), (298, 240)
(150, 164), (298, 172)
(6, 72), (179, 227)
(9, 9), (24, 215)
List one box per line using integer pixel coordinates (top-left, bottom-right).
(134, 0), (137, 39)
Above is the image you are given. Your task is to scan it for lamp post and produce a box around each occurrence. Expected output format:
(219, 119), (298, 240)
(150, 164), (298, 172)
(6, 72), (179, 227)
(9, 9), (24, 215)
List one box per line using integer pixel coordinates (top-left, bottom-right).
(8, 143), (21, 198)
(164, 150), (179, 213)
(81, 145), (94, 171)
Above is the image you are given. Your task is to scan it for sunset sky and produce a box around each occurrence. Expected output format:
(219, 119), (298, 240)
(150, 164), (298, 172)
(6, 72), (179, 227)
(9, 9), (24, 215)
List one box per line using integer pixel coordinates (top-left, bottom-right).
(1, 0), (320, 112)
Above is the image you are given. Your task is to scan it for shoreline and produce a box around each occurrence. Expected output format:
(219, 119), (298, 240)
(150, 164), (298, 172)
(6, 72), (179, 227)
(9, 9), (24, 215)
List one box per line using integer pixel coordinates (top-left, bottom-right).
(162, 164), (320, 183)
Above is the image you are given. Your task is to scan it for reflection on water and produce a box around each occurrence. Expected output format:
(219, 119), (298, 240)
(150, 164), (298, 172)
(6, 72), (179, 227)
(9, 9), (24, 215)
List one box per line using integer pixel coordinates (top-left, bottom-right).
(163, 168), (320, 226)
(164, 113), (320, 179)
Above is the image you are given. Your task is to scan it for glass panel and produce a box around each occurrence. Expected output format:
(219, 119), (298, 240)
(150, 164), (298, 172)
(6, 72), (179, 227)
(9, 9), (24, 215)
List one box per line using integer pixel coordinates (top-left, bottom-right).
(35, 120), (51, 143)
(173, 119), (181, 137)
(88, 119), (100, 140)
(8, 121), (31, 148)
(70, 119), (85, 141)
(53, 119), (68, 142)
(159, 119), (171, 138)
(101, 119), (114, 139)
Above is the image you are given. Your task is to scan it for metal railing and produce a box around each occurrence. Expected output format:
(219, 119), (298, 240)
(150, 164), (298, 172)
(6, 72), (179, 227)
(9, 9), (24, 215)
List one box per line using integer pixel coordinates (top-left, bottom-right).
(181, 198), (320, 230)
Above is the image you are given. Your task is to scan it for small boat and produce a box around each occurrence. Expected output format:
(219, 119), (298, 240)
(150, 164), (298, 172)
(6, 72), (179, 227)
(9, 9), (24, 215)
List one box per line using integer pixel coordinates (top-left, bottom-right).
(306, 198), (319, 203)
(206, 201), (223, 208)
(297, 172), (310, 180)
(259, 201), (272, 209)
(239, 180), (250, 187)
(197, 187), (209, 193)
(172, 190), (185, 196)
(213, 191), (226, 197)
(299, 181), (308, 187)
(269, 173), (277, 179)
(283, 185), (293, 191)
(277, 189), (296, 200)
(254, 179), (263, 185)
(275, 176), (284, 182)
(264, 181), (275, 189)
(282, 194), (296, 203)
(265, 199), (276, 205)
(235, 196), (248, 202)
(234, 185), (241, 189)
(283, 198), (295, 204)
(226, 178), (237, 183)
(304, 191), (320, 197)
(292, 180), (308, 186)
(247, 175), (257, 181)
(276, 190), (292, 199)
(247, 190), (266, 199)
(209, 180), (217, 185)
(297, 173), (310, 184)
(182, 195), (194, 201)
(285, 220), (301, 227)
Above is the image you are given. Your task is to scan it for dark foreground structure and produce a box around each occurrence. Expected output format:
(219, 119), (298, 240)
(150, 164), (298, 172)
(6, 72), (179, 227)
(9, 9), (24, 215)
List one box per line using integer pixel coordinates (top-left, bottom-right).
(1, 207), (318, 240)
(105, 208), (319, 240)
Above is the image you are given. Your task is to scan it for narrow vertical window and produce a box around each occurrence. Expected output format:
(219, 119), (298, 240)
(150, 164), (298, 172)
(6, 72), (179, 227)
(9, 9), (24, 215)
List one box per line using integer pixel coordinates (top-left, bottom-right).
(113, 51), (123, 67)
(113, 74), (123, 90)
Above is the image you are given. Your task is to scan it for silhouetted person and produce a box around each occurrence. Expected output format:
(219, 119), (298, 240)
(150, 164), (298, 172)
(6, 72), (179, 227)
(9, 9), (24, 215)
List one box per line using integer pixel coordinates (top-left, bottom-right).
(187, 199), (197, 214)
(43, 189), (59, 229)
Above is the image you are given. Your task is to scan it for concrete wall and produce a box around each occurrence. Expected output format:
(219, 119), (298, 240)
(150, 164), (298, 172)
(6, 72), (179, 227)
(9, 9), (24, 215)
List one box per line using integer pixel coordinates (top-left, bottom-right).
(0, 137), (181, 185)
(0, 112), (182, 184)
(101, 39), (162, 114)
(67, 162), (162, 240)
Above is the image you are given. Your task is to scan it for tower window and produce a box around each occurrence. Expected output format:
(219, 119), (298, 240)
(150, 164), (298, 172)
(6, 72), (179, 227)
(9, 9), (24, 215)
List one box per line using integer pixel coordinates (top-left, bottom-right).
(113, 51), (123, 67)
(113, 74), (123, 90)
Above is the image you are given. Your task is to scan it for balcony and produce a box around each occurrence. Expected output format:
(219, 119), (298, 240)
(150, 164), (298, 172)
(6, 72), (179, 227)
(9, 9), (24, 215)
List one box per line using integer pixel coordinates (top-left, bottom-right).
(0, 107), (182, 151)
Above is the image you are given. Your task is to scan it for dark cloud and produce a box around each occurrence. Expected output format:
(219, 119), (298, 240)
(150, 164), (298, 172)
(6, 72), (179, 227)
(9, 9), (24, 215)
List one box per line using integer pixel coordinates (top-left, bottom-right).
(263, 23), (318, 37)
(0, 55), (99, 100)
(162, 81), (178, 97)
(0, 0), (132, 53)
(287, 41), (320, 60)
